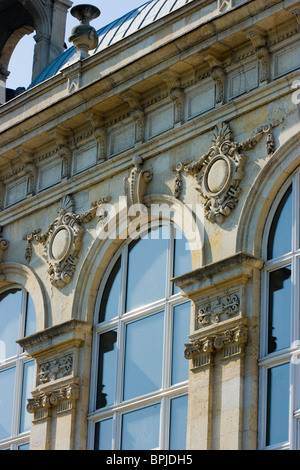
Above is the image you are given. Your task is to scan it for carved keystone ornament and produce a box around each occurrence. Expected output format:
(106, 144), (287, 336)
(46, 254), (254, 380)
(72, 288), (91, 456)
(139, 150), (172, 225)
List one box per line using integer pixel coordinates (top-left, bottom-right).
(23, 193), (110, 288)
(175, 120), (283, 223)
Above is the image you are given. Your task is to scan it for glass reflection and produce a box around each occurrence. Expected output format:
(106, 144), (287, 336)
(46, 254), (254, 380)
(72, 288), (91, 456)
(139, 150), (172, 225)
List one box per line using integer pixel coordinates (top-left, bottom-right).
(268, 186), (292, 260)
(0, 367), (16, 440)
(268, 266), (291, 353)
(169, 395), (188, 449)
(95, 418), (113, 450)
(171, 302), (190, 385)
(25, 295), (36, 337)
(97, 330), (118, 409)
(126, 228), (168, 311)
(19, 361), (34, 433)
(266, 363), (289, 446)
(99, 257), (121, 323)
(121, 403), (160, 450)
(0, 289), (22, 361)
(123, 312), (164, 401)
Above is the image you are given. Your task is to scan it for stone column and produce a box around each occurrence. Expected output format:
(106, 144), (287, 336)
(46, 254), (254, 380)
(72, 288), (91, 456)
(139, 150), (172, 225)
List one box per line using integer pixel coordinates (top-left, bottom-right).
(18, 320), (92, 450)
(174, 252), (263, 450)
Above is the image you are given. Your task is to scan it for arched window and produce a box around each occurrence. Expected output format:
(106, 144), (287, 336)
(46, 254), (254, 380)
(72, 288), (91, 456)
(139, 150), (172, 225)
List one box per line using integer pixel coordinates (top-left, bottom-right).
(0, 288), (36, 450)
(88, 225), (191, 450)
(259, 170), (300, 450)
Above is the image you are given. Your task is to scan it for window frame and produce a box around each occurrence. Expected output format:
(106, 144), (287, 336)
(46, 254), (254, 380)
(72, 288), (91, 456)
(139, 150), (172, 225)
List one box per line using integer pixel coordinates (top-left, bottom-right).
(259, 170), (300, 450)
(87, 223), (191, 450)
(0, 286), (35, 450)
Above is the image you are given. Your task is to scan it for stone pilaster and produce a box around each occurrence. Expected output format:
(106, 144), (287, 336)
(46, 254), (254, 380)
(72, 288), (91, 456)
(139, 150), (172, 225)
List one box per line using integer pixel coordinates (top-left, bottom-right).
(173, 252), (263, 450)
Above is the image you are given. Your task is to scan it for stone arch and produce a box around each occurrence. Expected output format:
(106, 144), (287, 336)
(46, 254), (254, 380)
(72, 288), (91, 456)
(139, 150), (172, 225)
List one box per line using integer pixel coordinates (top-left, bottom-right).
(0, 261), (48, 331)
(236, 130), (300, 257)
(71, 194), (204, 323)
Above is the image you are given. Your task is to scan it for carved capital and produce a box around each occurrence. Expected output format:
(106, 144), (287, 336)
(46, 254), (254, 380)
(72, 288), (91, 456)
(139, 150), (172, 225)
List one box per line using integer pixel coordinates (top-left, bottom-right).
(27, 382), (79, 420)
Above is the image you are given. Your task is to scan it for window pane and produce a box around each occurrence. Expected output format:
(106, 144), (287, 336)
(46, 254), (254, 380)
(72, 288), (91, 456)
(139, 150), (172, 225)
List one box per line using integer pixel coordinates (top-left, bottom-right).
(25, 295), (36, 337)
(99, 257), (121, 323)
(0, 289), (22, 361)
(18, 443), (30, 450)
(169, 395), (188, 450)
(95, 418), (113, 450)
(126, 228), (168, 311)
(0, 367), (16, 440)
(97, 330), (117, 409)
(123, 311), (164, 401)
(268, 266), (291, 353)
(173, 231), (191, 294)
(266, 363), (290, 446)
(171, 302), (190, 385)
(121, 403), (160, 450)
(268, 186), (292, 260)
(19, 361), (34, 433)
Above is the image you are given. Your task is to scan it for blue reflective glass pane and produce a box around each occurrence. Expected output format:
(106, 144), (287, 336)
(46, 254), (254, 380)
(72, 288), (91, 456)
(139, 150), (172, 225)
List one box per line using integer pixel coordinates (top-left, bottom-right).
(99, 257), (121, 322)
(268, 186), (292, 260)
(25, 295), (36, 337)
(0, 289), (22, 361)
(18, 443), (30, 450)
(126, 228), (168, 311)
(266, 363), (290, 446)
(123, 311), (164, 401)
(121, 403), (161, 450)
(95, 418), (113, 450)
(19, 361), (34, 433)
(97, 330), (117, 409)
(0, 367), (16, 440)
(268, 266), (291, 353)
(169, 395), (188, 450)
(173, 231), (192, 294)
(172, 302), (190, 385)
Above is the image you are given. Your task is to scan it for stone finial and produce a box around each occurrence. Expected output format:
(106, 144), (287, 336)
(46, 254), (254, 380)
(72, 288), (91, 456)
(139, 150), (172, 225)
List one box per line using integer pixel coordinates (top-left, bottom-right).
(68, 4), (100, 59)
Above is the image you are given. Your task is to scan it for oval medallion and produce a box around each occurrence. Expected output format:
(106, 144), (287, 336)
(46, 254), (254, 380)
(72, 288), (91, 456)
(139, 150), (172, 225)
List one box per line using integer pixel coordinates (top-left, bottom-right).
(50, 227), (72, 262)
(206, 157), (230, 194)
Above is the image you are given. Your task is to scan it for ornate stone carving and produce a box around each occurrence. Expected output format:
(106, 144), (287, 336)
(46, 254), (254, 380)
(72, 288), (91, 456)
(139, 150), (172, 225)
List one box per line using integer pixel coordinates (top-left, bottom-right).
(49, 126), (72, 179)
(184, 323), (247, 369)
(27, 383), (79, 420)
(197, 293), (240, 328)
(17, 146), (37, 197)
(203, 53), (226, 105)
(246, 27), (270, 84)
(37, 355), (73, 384)
(175, 120), (283, 223)
(23, 193), (111, 287)
(121, 91), (145, 144)
(85, 111), (107, 162)
(161, 71), (184, 125)
(124, 156), (152, 206)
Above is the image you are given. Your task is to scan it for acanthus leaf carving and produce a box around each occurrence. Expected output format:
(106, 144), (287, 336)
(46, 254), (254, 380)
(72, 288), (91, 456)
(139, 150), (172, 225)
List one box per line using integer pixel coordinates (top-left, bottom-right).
(124, 156), (152, 207)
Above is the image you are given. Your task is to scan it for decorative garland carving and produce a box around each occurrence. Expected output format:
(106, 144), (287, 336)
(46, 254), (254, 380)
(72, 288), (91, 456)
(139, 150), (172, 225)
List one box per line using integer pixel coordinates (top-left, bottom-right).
(37, 355), (73, 384)
(197, 293), (240, 328)
(174, 120), (283, 223)
(23, 193), (111, 287)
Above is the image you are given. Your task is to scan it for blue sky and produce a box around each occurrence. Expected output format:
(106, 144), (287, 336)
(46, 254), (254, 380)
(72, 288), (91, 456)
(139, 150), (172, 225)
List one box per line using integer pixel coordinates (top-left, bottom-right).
(7, 0), (146, 89)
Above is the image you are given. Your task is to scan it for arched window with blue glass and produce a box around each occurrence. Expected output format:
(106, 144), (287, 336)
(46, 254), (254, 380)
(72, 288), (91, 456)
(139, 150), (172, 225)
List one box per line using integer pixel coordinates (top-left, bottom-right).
(0, 287), (36, 450)
(88, 224), (192, 450)
(259, 170), (300, 450)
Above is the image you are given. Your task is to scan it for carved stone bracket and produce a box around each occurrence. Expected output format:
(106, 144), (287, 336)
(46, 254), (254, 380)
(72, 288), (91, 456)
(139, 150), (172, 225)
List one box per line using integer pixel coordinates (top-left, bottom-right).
(246, 27), (270, 84)
(17, 146), (37, 197)
(120, 91), (145, 145)
(23, 193), (111, 287)
(124, 156), (152, 206)
(85, 111), (107, 162)
(27, 382), (79, 421)
(174, 120), (283, 223)
(185, 322), (248, 369)
(161, 71), (185, 125)
(203, 53), (226, 105)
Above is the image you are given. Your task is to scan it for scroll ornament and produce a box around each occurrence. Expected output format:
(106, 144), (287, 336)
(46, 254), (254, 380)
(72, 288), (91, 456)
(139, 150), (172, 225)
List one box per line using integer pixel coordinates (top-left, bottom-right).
(174, 120), (283, 223)
(23, 194), (110, 288)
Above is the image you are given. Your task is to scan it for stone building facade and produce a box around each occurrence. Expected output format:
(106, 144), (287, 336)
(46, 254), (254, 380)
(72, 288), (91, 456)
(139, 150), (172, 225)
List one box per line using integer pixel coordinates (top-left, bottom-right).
(0, 0), (300, 451)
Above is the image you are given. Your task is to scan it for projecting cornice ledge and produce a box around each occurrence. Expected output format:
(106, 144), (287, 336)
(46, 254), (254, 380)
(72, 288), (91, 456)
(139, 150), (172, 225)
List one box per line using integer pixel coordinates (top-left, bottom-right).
(172, 252), (264, 300)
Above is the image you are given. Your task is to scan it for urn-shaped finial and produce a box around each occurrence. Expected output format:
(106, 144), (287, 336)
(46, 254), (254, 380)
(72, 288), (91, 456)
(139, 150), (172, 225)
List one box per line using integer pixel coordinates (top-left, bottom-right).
(68, 4), (100, 58)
